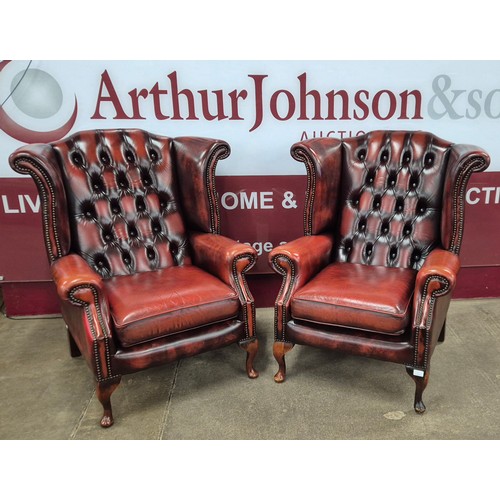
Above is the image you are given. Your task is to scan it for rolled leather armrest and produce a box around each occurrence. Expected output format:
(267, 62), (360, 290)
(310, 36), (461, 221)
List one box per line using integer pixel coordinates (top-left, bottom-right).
(51, 254), (105, 304)
(414, 248), (460, 305)
(51, 254), (115, 379)
(269, 233), (334, 291)
(189, 232), (257, 287)
(190, 232), (257, 338)
(412, 248), (460, 361)
(269, 234), (334, 341)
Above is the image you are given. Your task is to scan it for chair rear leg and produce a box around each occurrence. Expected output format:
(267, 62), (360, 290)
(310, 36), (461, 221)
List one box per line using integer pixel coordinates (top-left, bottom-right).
(66, 327), (81, 358)
(438, 321), (446, 342)
(406, 367), (430, 413)
(273, 341), (295, 383)
(96, 377), (122, 428)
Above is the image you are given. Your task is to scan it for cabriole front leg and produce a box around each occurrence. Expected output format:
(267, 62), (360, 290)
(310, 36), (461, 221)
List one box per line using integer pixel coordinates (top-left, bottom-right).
(96, 376), (122, 428)
(273, 341), (295, 383)
(406, 367), (430, 414)
(239, 337), (259, 379)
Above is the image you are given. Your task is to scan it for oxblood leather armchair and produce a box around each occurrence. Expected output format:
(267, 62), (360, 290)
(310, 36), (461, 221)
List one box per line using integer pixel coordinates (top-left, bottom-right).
(270, 130), (489, 412)
(10, 129), (259, 427)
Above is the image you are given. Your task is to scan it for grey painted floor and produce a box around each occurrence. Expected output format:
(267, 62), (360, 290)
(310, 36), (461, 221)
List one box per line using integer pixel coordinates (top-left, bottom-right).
(1, 298), (499, 440)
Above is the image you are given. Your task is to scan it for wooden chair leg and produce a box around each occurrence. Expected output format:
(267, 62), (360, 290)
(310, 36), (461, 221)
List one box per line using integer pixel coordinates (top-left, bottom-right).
(273, 341), (294, 383)
(239, 338), (259, 379)
(406, 367), (430, 414)
(66, 328), (81, 358)
(96, 377), (122, 428)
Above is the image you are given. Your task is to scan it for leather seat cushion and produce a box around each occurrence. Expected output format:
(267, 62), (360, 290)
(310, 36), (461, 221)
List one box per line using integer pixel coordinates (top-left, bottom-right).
(291, 262), (417, 335)
(103, 265), (240, 347)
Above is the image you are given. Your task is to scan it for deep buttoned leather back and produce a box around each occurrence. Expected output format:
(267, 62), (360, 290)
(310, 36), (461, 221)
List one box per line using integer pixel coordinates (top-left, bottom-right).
(53, 129), (191, 278)
(336, 130), (452, 270)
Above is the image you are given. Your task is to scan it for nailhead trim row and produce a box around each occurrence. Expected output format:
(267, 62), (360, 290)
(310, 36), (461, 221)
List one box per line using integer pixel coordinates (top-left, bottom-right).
(291, 146), (316, 236)
(206, 143), (230, 235)
(271, 254), (296, 342)
(232, 253), (257, 338)
(449, 155), (488, 254)
(13, 157), (62, 261)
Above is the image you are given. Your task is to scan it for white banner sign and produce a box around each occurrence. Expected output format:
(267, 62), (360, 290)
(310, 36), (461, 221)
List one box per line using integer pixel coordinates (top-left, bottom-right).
(1, 60), (499, 176)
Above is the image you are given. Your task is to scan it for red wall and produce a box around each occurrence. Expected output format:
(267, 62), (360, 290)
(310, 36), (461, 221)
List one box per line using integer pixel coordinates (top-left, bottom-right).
(1, 172), (499, 316)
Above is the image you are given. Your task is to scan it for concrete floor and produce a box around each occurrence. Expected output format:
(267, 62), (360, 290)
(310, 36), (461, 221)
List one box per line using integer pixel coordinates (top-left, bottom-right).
(0, 297), (499, 440)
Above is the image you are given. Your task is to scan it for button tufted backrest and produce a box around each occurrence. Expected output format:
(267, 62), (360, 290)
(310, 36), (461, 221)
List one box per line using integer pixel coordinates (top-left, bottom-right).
(337, 131), (452, 270)
(52, 129), (191, 278)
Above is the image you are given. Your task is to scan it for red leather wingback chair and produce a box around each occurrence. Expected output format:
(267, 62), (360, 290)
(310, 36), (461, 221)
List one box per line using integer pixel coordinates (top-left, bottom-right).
(10, 129), (259, 427)
(270, 130), (489, 412)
